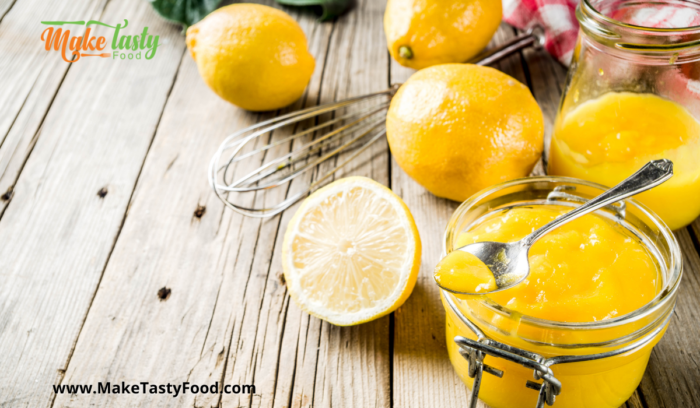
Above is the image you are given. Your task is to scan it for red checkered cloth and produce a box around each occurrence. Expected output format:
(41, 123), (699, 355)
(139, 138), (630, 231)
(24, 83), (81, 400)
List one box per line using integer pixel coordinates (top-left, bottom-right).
(504, 0), (700, 66)
(503, 0), (579, 65)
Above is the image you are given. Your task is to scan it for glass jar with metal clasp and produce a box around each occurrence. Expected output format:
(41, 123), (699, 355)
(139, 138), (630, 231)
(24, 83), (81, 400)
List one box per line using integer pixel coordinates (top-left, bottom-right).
(440, 177), (682, 408)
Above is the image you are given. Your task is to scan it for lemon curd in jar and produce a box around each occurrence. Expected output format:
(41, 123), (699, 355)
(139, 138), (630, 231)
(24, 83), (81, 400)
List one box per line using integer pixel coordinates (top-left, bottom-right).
(441, 206), (660, 321)
(549, 92), (700, 230)
(442, 201), (673, 408)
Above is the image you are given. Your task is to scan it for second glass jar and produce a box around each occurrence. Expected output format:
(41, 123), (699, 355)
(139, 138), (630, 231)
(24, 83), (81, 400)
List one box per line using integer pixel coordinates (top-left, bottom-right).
(549, 0), (700, 230)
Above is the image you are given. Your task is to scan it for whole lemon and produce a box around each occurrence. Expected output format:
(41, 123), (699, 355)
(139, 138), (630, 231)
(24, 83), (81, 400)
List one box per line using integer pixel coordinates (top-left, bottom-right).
(386, 64), (544, 202)
(186, 4), (315, 111)
(384, 0), (502, 69)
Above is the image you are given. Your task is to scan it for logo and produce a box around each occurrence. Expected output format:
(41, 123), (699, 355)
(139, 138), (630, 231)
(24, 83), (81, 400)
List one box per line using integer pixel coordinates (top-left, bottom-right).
(40, 19), (159, 63)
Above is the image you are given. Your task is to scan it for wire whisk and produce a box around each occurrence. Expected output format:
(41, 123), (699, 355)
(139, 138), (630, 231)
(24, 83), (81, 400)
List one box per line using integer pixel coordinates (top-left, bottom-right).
(209, 86), (398, 217)
(209, 27), (545, 218)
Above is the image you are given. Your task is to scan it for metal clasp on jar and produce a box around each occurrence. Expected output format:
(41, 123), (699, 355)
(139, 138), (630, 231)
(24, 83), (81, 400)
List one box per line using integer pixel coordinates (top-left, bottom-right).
(445, 293), (670, 408)
(455, 335), (560, 408)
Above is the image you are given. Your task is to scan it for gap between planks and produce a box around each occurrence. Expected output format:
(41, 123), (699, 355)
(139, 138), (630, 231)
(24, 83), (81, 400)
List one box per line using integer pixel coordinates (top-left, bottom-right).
(0, 0), (186, 406)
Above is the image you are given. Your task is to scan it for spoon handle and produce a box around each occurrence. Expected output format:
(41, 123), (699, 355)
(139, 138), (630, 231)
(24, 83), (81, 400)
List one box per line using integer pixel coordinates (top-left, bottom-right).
(523, 159), (674, 246)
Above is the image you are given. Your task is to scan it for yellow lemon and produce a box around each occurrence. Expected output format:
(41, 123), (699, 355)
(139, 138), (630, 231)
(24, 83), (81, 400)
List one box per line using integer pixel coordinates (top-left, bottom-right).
(386, 64), (544, 202)
(186, 4), (315, 111)
(384, 0), (502, 69)
(282, 177), (421, 326)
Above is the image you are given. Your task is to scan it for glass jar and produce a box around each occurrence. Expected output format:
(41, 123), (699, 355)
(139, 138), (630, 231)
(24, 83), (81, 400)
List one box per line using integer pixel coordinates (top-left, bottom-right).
(441, 177), (682, 408)
(548, 0), (700, 230)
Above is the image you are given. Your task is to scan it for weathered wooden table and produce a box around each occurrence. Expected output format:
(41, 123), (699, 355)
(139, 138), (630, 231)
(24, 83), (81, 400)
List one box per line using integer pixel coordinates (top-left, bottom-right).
(1, 0), (698, 407)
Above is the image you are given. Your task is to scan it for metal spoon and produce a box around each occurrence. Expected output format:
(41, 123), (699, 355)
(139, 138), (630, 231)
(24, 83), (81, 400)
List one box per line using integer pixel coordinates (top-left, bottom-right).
(436, 159), (674, 296)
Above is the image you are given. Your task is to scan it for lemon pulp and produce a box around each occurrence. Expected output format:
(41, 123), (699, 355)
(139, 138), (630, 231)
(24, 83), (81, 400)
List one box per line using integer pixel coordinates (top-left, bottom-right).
(282, 177), (421, 326)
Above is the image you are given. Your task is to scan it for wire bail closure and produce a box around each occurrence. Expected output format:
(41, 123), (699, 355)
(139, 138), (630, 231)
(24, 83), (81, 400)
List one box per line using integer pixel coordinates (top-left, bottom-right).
(455, 335), (560, 408)
(445, 292), (671, 408)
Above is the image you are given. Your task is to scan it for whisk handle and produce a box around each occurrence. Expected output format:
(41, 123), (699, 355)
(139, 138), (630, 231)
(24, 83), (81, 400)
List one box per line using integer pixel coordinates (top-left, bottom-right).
(467, 25), (545, 66)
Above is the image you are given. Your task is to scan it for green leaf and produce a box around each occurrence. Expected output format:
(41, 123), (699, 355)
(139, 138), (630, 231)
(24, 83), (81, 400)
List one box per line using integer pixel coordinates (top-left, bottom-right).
(149, 0), (222, 30)
(275, 0), (352, 21)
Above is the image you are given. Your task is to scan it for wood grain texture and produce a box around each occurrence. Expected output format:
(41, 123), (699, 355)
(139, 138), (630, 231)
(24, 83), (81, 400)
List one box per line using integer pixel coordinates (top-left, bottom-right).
(51, 54), (248, 408)
(282, 2), (393, 407)
(0, 0), (106, 216)
(0, 0), (101, 141)
(53, 1), (393, 408)
(187, 5), (339, 408)
(624, 390), (647, 408)
(0, 0), (19, 22)
(217, 1), (393, 407)
(519, 29), (568, 170)
(0, 0), (184, 406)
(52, 3), (329, 408)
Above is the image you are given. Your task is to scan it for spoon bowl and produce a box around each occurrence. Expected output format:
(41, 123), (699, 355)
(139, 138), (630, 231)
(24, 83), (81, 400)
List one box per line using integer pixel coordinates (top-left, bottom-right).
(448, 241), (530, 295)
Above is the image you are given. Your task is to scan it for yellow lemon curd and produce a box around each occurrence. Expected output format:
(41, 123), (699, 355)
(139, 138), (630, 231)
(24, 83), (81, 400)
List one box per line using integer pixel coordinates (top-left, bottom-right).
(441, 205), (666, 408)
(435, 251), (497, 294)
(549, 92), (700, 230)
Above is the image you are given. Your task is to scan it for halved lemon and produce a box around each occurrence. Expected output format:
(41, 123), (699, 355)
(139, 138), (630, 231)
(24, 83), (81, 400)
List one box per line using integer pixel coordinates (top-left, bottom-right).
(282, 177), (421, 326)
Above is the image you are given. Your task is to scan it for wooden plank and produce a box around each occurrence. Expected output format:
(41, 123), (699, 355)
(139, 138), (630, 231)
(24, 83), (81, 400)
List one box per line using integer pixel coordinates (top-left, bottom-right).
(215, 1), (393, 407)
(193, 15), (339, 408)
(624, 390), (647, 408)
(57, 0), (393, 407)
(52, 55), (265, 408)
(0, 44), (70, 218)
(0, 0), (107, 216)
(0, 0), (18, 24)
(0, 0), (97, 136)
(3, 1), (695, 407)
(635, 225), (700, 408)
(389, 23), (531, 408)
(491, 23), (529, 87)
(0, 0), (185, 406)
(50, 1), (389, 407)
(518, 29), (568, 171)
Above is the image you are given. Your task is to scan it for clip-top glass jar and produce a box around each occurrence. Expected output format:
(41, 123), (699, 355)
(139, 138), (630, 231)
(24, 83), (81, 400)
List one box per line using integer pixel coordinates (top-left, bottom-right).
(548, 0), (700, 230)
(441, 177), (682, 408)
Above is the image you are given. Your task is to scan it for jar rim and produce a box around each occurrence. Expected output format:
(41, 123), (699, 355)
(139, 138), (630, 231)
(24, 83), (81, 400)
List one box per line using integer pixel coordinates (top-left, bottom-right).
(581, 0), (700, 33)
(443, 176), (683, 331)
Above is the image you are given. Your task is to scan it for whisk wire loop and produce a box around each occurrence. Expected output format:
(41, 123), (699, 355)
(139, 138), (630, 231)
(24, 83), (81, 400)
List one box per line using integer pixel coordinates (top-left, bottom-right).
(209, 86), (397, 217)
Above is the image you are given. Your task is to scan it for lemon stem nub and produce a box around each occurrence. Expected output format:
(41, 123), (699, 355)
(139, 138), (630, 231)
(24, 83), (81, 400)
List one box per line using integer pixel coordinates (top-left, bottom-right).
(399, 45), (413, 59)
